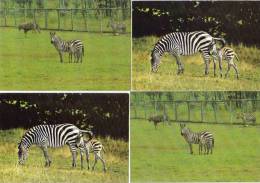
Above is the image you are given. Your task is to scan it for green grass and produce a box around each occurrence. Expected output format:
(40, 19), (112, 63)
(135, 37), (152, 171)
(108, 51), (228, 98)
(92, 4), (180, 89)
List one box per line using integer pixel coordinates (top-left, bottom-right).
(132, 36), (260, 90)
(131, 119), (260, 182)
(0, 27), (130, 90)
(0, 129), (128, 183)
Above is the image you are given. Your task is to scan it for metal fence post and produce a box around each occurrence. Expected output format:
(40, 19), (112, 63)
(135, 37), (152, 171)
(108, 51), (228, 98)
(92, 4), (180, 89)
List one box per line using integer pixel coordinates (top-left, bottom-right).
(4, 8), (7, 26)
(57, 9), (60, 30)
(175, 102), (178, 121)
(45, 9), (48, 29)
(71, 9), (73, 31)
(201, 101), (204, 122)
(14, 9), (17, 26)
(187, 101), (190, 121)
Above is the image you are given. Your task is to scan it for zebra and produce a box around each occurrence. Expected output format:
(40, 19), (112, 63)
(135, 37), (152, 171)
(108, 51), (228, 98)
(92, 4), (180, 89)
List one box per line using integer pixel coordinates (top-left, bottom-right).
(148, 114), (169, 129)
(237, 112), (256, 126)
(50, 32), (84, 63)
(18, 123), (93, 167)
(107, 20), (126, 35)
(199, 134), (214, 155)
(211, 46), (239, 79)
(76, 137), (106, 172)
(151, 31), (225, 76)
(18, 22), (41, 36)
(180, 123), (214, 155)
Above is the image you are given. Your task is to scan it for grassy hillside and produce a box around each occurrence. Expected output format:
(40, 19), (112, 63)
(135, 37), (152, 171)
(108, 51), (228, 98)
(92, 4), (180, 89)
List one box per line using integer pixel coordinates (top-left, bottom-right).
(0, 27), (130, 90)
(132, 36), (260, 90)
(131, 119), (260, 182)
(0, 129), (128, 183)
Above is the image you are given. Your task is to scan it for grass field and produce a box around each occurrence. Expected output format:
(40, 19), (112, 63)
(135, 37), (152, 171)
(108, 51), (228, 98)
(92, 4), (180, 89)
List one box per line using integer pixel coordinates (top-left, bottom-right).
(0, 129), (128, 183)
(0, 27), (130, 90)
(132, 36), (260, 90)
(131, 119), (260, 182)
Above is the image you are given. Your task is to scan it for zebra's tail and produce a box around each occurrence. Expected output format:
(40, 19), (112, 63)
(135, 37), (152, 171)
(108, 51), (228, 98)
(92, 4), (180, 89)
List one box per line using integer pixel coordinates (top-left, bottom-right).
(80, 130), (93, 140)
(212, 138), (215, 148)
(82, 46), (84, 57)
(235, 54), (239, 62)
(213, 37), (226, 49)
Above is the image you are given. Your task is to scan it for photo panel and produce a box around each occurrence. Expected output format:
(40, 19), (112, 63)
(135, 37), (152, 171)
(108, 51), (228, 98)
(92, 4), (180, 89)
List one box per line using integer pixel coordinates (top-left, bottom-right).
(0, 93), (129, 183)
(131, 91), (260, 182)
(132, 1), (260, 91)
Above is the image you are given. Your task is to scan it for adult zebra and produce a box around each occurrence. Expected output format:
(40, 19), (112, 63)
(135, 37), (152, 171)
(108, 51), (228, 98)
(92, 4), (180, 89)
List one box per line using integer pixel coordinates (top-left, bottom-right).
(18, 123), (93, 167)
(151, 31), (225, 76)
(180, 123), (214, 155)
(50, 32), (84, 63)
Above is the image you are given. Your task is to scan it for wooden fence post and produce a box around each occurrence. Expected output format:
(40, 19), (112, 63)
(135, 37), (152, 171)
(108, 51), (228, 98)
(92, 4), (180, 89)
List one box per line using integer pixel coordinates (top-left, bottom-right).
(44, 9), (48, 29)
(57, 9), (60, 30)
(201, 101), (204, 122)
(175, 102), (178, 121)
(14, 9), (17, 26)
(100, 9), (103, 33)
(71, 9), (73, 31)
(187, 101), (190, 121)
(4, 8), (7, 26)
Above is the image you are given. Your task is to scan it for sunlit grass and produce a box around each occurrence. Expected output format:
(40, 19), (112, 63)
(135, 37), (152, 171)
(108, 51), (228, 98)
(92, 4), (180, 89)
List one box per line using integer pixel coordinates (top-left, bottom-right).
(0, 129), (128, 183)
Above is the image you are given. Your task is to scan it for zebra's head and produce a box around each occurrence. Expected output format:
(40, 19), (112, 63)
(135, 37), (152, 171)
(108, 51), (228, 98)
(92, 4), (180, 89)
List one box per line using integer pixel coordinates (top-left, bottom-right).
(180, 123), (188, 136)
(17, 142), (28, 165)
(50, 32), (59, 44)
(151, 51), (161, 73)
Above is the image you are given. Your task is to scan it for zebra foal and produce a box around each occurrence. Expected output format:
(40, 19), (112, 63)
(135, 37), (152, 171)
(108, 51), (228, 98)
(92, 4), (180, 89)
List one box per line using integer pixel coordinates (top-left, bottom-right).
(180, 123), (214, 155)
(50, 32), (84, 63)
(18, 123), (93, 167)
(76, 137), (107, 172)
(151, 31), (225, 76)
(212, 46), (239, 79)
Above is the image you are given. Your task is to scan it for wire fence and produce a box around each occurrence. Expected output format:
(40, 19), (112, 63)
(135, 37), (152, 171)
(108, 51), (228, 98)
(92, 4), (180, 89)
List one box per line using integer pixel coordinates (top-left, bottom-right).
(131, 99), (260, 125)
(0, 8), (130, 33)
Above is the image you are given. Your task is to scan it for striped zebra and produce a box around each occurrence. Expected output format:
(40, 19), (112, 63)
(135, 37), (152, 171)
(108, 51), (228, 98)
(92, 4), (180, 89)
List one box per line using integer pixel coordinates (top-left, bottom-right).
(50, 32), (84, 63)
(199, 134), (214, 155)
(18, 22), (41, 36)
(151, 31), (225, 76)
(18, 123), (93, 167)
(76, 137), (106, 172)
(107, 20), (126, 35)
(148, 114), (169, 129)
(212, 46), (239, 79)
(180, 123), (214, 155)
(237, 112), (256, 126)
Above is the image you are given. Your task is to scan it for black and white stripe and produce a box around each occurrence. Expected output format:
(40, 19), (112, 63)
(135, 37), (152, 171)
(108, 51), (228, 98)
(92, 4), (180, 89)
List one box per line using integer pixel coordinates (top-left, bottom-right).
(180, 123), (214, 155)
(18, 123), (93, 167)
(151, 31), (225, 75)
(237, 112), (256, 126)
(77, 138), (106, 172)
(199, 133), (214, 155)
(50, 32), (84, 63)
(212, 47), (239, 79)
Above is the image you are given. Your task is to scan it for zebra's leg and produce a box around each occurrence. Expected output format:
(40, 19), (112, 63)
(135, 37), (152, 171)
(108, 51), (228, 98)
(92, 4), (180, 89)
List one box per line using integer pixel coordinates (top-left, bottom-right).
(80, 148), (84, 170)
(202, 52), (210, 75)
(231, 61), (239, 79)
(199, 143), (201, 155)
(69, 146), (77, 167)
(41, 146), (51, 167)
(96, 152), (107, 172)
(225, 63), (231, 78)
(173, 54), (184, 74)
(92, 153), (98, 171)
(188, 143), (193, 154)
(86, 149), (90, 170)
(59, 52), (63, 63)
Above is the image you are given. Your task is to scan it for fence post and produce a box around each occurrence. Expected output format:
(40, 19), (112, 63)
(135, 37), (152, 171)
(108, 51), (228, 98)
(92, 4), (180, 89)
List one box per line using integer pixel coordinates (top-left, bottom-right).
(187, 101), (190, 121)
(144, 102), (147, 119)
(33, 9), (36, 23)
(154, 101), (157, 115)
(229, 101), (232, 123)
(14, 9), (17, 26)
(4, 8), (7, 26)
(175, 102), (178, 121)
(201, 101), (204, 122)
(44, 9), (48, 29)
(57, 9), (60, 30)
(71, 9), (73, 31)
(100, 9), (103, 33)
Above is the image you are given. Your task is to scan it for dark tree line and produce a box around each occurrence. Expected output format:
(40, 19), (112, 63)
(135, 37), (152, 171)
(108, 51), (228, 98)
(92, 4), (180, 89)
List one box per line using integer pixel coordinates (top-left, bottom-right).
(0, 93), (129, 140)
(133, 1), (260, 46)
